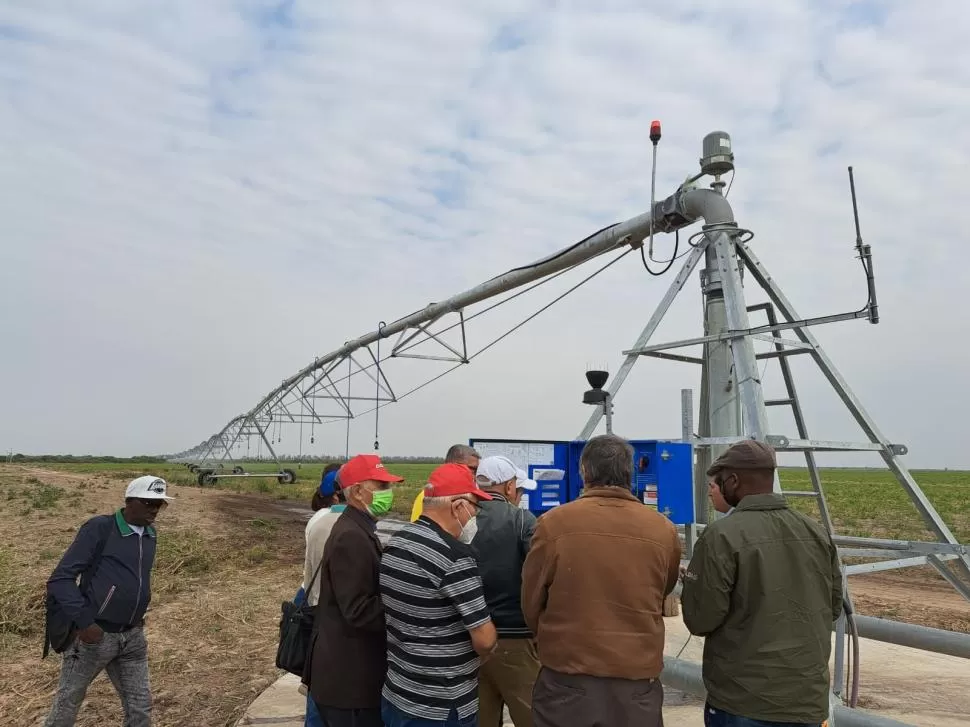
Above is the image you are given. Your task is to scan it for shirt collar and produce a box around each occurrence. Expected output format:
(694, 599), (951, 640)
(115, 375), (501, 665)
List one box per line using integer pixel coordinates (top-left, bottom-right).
(114, 509), (156, 538)
(579, 487), (640, 503)
(345, 503), (377, 531)
(734, 493), (788, 512)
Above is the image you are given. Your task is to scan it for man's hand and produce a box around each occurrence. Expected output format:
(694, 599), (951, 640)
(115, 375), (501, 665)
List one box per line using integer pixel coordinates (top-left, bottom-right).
(679, 565), (688, 582)
(77, 624), (104, 644)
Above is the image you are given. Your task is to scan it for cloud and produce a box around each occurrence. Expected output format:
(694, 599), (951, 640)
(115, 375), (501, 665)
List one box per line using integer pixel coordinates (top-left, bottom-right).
(0, 0), (967, 471)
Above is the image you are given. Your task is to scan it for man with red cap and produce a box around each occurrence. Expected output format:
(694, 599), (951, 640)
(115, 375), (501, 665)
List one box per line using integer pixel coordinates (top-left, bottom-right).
(380, 463), (498, 727)
(307, 454), (404, 727)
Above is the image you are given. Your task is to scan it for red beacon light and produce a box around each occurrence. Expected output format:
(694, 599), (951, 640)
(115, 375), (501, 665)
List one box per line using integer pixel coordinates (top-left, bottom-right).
(649, 119), (662, 144)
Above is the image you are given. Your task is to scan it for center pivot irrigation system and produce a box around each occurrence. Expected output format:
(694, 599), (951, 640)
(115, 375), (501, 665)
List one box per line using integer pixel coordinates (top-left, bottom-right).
(171, 128), (969, 726)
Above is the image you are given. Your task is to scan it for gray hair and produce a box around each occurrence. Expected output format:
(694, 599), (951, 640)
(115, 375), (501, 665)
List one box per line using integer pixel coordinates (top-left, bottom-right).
(445, 444), (479, 464)
(580, 434), (634, 489)
(423, 494), (462, 508)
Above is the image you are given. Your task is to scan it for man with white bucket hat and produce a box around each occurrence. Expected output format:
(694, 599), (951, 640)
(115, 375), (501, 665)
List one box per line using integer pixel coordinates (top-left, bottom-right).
(43, 475), (174, 727)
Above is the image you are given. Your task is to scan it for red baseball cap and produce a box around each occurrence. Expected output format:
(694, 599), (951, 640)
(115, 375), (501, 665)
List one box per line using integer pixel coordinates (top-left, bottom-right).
(424, 463), (493, 500)
(338, 454), (405, 489)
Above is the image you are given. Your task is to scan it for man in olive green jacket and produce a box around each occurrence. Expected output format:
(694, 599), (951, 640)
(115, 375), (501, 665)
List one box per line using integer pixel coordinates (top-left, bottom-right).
(681, 440), (843, 727)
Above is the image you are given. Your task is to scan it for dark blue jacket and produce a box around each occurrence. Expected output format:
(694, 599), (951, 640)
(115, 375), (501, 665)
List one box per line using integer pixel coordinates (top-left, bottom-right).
(47, 510), (157, 631)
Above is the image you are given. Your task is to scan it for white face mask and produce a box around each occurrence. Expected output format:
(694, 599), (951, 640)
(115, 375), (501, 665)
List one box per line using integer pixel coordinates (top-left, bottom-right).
(455, 500), (478, 544)
(459, 515), (478, 544)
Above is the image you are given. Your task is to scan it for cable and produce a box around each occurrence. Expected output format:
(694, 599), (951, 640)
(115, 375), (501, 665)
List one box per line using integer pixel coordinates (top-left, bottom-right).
(674, 634), (693, 659)
(393, 264), (577, 358)
(373, 322), (386, 451)
(640, 229), (682, 275)
(337, 248), (633, 421)
(469, 222), (621, 286)
(344, 357), (351, 460)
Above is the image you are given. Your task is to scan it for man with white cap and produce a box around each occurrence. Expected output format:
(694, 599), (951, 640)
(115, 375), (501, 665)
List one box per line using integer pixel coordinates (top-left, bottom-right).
(44, 475), (175, 727)
(472, 455), (540, 727)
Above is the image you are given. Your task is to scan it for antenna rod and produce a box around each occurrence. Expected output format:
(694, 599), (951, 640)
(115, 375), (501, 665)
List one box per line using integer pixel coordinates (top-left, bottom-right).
(648, 120), (662, 259)
(848, 166), (879, 324)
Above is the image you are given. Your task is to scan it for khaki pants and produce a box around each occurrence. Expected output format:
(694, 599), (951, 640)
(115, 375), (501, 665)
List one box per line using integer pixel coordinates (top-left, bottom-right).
(478, 638), (540, 727)
(532, 666), (664, 727)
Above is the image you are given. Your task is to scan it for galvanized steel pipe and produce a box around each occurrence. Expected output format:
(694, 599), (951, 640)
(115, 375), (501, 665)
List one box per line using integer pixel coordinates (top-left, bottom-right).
(853, 615), (970, 659)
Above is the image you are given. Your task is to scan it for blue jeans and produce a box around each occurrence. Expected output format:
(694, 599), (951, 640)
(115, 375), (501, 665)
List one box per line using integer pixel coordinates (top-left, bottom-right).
(304, 693), (323, 727)
(381, 697), (477, 727)
(704, 702), (821, 727)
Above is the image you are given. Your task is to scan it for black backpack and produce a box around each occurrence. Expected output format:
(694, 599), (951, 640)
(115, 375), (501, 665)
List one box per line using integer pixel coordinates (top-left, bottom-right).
(43, 518), (113, 658)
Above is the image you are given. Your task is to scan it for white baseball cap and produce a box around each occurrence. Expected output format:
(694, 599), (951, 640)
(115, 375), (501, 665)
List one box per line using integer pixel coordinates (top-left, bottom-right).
(476, 456), (537, 491)
(125, 475), (175, 502)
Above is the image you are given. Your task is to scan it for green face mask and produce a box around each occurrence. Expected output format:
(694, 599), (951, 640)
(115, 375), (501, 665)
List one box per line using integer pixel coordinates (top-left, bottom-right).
(368, 488), (394, 517)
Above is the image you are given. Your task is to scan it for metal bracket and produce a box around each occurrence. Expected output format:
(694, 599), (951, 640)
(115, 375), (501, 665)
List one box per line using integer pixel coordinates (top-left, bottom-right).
(765, 434), (791, 448)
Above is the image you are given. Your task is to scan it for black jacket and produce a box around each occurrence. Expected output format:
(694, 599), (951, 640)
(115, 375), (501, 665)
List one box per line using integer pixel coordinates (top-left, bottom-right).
(471, 495), (537, 637)
(308, 505), (386, 709)
(47, 510), (156, 632)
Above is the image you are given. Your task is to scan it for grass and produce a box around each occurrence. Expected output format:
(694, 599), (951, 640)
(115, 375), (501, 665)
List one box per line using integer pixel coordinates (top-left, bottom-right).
(0, 465), (307, 727)
(779, 467), (970, 542)
(40, 459), (436, 519)
(35, 459), (970, 541)
(0, 545), (45, 639)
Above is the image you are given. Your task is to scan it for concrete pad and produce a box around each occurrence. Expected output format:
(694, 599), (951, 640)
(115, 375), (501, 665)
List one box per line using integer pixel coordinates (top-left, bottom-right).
(240, 615), (969, 727)
(235, 673), (305, 727)
(662, 614), (970, 727)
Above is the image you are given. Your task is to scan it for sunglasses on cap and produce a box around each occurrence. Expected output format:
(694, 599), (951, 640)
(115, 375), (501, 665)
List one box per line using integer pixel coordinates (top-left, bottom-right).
(136, 498), (166, 509)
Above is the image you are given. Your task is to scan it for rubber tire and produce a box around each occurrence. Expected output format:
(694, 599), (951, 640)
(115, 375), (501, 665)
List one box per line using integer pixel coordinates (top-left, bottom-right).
(200, 472), (216, 486)
(188, 464), (199, 473)
(277, 468), (297, 485)
(232, 466), (244, 475)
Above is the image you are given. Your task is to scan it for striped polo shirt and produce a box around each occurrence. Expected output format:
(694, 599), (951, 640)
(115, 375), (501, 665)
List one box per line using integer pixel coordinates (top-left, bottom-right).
(379, 516), (492, 721)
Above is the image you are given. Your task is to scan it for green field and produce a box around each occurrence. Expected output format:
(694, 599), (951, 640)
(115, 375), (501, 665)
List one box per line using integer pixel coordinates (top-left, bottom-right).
(29, 460), (970, 542)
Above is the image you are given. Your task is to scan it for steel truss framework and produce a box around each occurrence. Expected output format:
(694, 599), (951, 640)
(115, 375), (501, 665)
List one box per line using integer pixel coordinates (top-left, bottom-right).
(577, 231), (970, 598)
(170, 131), (968, 725)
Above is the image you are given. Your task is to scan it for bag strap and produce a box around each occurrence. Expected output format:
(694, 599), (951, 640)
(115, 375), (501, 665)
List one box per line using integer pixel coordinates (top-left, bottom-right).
(303, 544), (328, 597)
(86, 518), (114, 583)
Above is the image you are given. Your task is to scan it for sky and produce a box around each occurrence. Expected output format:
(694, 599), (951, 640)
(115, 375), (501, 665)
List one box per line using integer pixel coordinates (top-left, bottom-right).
(1, 1), (968, 469)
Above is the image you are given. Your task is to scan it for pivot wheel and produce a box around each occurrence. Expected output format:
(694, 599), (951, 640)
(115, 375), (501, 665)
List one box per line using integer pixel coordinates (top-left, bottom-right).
(277, 468), (297, 485)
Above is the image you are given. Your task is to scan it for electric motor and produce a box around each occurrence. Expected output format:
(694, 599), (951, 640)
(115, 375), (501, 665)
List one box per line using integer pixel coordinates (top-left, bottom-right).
(700, 131), (735, 176)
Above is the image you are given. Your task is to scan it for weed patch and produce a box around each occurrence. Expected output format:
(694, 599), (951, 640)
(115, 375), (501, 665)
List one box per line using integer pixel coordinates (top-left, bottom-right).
(153, 530), (214, 591)
(9, 481), (68, 512)
(0, 546), (45, 639)
(241, 545), (271, 564)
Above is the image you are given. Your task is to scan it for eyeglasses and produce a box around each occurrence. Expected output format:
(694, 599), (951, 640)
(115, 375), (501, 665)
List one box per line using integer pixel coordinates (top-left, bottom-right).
(456, 497), (481, 513)
(137, 499), (165, 509)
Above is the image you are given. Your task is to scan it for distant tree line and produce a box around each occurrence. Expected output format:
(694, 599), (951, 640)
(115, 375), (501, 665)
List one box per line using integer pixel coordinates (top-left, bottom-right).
(3, 453), (164, 463)
(2, 453), (445, 464)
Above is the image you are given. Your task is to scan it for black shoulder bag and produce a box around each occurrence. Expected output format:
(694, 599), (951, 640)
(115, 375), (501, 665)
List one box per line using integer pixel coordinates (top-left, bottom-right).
(275, 552), (326, 678)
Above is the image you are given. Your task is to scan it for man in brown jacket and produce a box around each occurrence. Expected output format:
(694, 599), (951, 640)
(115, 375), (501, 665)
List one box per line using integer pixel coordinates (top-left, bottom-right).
(521, 434), (681, 727)
(307, 454), (404, 727)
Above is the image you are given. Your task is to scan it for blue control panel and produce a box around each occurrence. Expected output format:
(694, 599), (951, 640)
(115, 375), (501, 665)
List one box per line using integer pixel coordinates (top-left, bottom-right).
(468, 438), (695, 524)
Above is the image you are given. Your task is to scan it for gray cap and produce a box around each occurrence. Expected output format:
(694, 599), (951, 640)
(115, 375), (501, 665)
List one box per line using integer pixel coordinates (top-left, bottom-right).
(706, 440), (776, 476)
